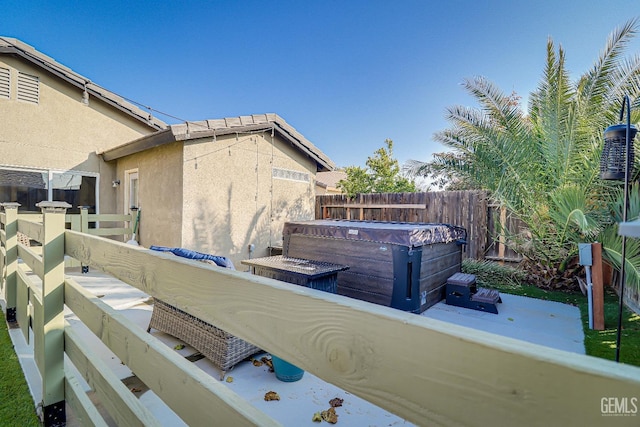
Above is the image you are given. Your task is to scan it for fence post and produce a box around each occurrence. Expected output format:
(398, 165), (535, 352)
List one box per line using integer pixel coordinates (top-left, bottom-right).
(37, 201), (71, 427)
(79, 206), (90, 273)
(79, 206), (89, 234)
(1, 202), (20, 323)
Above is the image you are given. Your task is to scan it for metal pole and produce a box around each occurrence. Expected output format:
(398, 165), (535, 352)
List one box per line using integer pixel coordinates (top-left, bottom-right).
(615, 95), (631, 363)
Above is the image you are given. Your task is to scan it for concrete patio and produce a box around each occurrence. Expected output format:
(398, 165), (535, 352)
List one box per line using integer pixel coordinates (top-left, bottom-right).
(4, 268), (585, 426)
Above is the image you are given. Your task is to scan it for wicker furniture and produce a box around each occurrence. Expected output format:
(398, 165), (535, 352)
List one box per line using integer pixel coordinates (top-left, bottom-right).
(147, 299), (261, 378)
(146, 248), (260, 378)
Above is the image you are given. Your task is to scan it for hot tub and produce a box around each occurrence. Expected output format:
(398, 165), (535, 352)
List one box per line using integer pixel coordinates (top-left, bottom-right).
(283, 220), (467, 313)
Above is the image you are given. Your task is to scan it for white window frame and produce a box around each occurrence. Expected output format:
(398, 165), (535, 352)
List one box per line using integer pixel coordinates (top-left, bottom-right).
(124, 168), (139, 213)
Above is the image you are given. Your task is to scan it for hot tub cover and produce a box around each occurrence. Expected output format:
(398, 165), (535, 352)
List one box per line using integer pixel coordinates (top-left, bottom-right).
(283, 220), (467, 248)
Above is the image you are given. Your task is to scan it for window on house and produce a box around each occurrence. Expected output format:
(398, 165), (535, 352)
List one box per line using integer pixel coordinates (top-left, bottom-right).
(17, 72), (39, 104)
(52, 172), (97, 214)
(0, 167), (97, 213)
(0, 67), (9, 99)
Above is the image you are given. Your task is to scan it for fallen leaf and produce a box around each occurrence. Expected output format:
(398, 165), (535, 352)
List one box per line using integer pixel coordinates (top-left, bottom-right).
(264, 391), (280, 401)
(329, 397), (344, 407)
(312, 412), (322, 422)
(507, 318), (514, 322)
(130, 387), (142, 393)
(225, 376), (233, 383)
(174, 344), (185, 350)
(321, 407), (338, 424)
(252, 359), (263, 367)
(261, 356), (274, 371)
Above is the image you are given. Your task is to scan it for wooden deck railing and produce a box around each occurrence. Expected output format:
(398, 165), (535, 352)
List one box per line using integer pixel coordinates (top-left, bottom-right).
(1, 201), (640, 426)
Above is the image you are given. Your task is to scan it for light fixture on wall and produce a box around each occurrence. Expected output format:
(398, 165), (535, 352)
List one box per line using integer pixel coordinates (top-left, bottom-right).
(600, 95), (637, 363)
(112, 179), (121, 188)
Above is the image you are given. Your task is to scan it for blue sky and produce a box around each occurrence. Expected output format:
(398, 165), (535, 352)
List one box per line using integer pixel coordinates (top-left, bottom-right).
(4, 1), (640, 169)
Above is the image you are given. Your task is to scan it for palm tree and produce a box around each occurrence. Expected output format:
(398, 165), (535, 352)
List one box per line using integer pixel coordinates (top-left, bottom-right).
(406, 19), (640, 290)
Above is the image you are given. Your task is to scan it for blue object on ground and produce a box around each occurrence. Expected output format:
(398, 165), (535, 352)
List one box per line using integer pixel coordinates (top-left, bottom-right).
(271, 354), (304, 382)
(149, 245), (235, 269)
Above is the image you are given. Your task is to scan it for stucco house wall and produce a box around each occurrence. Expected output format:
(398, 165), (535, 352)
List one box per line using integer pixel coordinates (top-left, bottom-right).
(181, 131), (316, 263)
(0, 38), (165, 214)
(1, 40), (337, 266)
(114, 141), (183, 247)
(101, 114), (335, 266)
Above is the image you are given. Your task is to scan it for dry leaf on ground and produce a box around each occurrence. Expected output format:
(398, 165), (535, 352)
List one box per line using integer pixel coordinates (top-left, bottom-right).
(264, 391), (280, 401)
(321, 407), (338, 424)
(329, 397), (344, 407)
(261, 356), (274, 371)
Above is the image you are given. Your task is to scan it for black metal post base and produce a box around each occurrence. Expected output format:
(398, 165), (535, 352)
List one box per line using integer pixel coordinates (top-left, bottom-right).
(43, 401), (66, 427)
(5, 307), (16, 323)
(82, 265), (89, 274)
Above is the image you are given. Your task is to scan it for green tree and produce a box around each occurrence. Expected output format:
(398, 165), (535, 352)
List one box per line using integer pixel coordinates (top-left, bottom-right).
(406, 19), (640, 289)
(338, 139), (418, 197)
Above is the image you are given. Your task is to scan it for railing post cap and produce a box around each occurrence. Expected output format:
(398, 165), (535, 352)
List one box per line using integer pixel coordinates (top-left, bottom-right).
(36, 201), (72, 213)
(0, 202), (21, 210)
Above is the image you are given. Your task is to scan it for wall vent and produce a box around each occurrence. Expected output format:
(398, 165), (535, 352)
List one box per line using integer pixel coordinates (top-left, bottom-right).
(17, 72), (39, 104)
(272, 167), (310, 183)
(0, 67), (9, 99)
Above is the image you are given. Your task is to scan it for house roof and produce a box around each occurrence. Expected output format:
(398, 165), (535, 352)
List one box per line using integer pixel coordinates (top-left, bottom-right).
(99, 113), (336, 172)
(316, 170), (347, 189)
(0, 37), (167, 130)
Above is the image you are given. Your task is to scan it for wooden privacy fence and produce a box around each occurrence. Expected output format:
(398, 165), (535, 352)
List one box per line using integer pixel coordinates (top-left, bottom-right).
(316, 191), (524, 261)
(2, 201), (640, 426)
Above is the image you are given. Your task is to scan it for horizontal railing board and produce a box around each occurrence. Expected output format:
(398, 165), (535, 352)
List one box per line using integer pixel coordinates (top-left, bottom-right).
(65, 371), (110, 427)
(17, 244), (43, 279)
(19, 213), (43, 222)
(65, 322), (161, 427)
(64, 276), (279, 427)
(85, 214), (132, 222)
(320, 203), (427, 209)
(88, 227), (131, 237)
(16, 218), (43, 244)
(63, 230), (640, 426)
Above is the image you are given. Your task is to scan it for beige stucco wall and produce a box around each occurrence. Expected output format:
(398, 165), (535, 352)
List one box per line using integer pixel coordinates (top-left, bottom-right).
(181, 132), (316, 267)
(0, 56), (157, 213)
(112, 141), (183, 247)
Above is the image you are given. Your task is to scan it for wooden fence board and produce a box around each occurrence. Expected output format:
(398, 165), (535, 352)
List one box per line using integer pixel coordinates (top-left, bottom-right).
(64, 230), (640, 426)
(65, 324), (162, 427)
(88, 228), (131, 237)
(18, 245), (43, 279)
(86, 214), (131, 222)
(316, 191), (496, 259)
(65, 372), (109, 427)
(17, 218), (43, 243)
(64, 276), (279, 427)
(316, 191), (524, 262)
(16, 269), (29, 343)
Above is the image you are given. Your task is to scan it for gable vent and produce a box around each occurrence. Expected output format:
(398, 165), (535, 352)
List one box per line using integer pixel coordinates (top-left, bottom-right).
(17, 72), (39, 104)
(0, 67), (9, 99)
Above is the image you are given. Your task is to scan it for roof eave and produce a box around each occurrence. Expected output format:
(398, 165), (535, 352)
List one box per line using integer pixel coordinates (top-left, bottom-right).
(101, 117), (337, 172)
(100, 129), (176, 161)
(0, 42), (166, 131)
